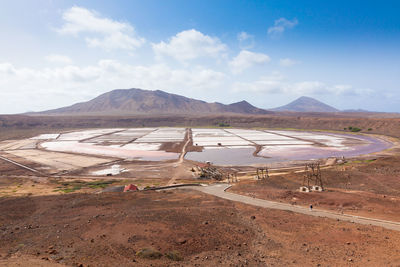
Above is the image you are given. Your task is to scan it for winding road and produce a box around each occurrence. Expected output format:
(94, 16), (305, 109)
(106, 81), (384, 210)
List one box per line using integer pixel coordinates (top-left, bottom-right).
(192, 184), (400, 231)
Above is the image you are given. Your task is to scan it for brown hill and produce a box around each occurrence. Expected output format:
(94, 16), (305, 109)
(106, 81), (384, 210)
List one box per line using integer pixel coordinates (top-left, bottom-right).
(271, 96), (339, 112)
(38, 88), (271, 115)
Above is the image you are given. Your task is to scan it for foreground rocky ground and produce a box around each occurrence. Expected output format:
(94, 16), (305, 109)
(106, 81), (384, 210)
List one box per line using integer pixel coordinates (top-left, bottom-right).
(231, 156), (400, 221)
(1, 182), (400, 266)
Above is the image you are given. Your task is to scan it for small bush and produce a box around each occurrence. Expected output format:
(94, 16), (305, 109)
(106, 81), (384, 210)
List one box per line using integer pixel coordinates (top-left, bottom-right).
(165, 251), (183, 261)
(368, 128), (372, 131)
(350, 127), (362, 132)
(136, 248), (163, 259)
(218, 122), (230, 127)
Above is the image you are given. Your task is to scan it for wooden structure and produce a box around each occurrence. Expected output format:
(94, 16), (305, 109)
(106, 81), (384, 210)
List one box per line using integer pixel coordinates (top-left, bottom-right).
(196, 163), (223, 180)
(256, 167), (269, 180)
(227, 172), (238, 183)
(302, 162), (324, 191)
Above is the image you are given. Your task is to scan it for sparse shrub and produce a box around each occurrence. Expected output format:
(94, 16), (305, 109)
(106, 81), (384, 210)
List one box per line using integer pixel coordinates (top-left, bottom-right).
(136, 248), (163, 259)
(347, 126), (361, 132)
(368, 128), (372, 131)
(344, 128), (347, 130)
(218, 122), (230, 127)
(165, 251), (183, 261)
(350, 127), (362, 132)
(54, 180), (117, 193)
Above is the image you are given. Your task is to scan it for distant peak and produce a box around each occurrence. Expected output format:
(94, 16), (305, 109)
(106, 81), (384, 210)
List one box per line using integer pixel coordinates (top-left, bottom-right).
(271, 96), (338, 112)
(232, 100), (250, 105)
(296, 96), (314, 100)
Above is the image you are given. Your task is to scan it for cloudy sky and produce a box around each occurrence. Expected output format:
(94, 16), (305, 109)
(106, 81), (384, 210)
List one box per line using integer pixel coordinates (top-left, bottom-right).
(1, 0), (399, 114)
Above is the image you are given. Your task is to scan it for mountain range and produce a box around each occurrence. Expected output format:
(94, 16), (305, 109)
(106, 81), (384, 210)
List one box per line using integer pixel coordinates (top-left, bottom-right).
(37, 88), (342, 115)
(40, 88), (270, 115)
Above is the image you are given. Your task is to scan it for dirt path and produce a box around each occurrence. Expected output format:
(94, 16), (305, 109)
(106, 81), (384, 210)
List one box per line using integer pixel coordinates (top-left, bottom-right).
(178, 128), (191, 164)
(0, 154), (42, 175)
(167, 129), (192, 185)
(193, 184), (400, 231)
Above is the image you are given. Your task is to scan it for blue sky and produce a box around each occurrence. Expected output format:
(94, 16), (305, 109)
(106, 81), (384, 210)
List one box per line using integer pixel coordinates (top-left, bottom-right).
(0, 0), (399, 113)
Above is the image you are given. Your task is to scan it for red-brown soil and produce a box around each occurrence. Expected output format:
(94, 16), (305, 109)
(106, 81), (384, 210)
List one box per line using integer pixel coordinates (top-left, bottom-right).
(231, 156), (400, 221)
(1, 186), (400, 266)
(1, 118), (400, 266)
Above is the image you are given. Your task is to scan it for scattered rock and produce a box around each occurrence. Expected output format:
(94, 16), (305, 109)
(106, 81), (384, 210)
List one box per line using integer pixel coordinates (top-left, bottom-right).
(176, 238), (187, 244)
(136, 248), (163, 259)
(165, 250), (183, 261)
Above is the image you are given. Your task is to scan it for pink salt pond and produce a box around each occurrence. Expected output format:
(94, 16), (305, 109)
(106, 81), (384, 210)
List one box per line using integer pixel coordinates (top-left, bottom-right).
(41, 141), (179, 161)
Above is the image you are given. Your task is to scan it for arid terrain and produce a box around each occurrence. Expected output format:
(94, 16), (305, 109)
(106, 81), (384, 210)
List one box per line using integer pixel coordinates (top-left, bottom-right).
(1, 115), (400, 266)
(1, 179), (400, 266)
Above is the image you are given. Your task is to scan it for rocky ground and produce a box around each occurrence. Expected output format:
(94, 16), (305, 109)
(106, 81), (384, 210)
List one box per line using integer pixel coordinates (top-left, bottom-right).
(231, 156), (400, 221)
(1, 184), (400, 266)
(1, 124), (400, 266)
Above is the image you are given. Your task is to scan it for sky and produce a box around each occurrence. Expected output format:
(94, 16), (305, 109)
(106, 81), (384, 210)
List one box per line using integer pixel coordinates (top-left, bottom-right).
(0, 0), (399, 114)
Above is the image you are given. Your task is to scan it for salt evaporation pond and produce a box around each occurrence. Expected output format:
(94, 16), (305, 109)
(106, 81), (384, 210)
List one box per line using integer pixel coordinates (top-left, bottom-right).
(41, 141), (179, 161)
(186, 147), (271, 165)
(186, 133), (392, 166)
(35, 128), (392, 165)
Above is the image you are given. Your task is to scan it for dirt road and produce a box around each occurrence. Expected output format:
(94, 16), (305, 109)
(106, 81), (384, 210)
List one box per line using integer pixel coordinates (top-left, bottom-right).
(167, 128), (192, 185)
(178, 128), (191, 164)
(193, 184), (400, 231)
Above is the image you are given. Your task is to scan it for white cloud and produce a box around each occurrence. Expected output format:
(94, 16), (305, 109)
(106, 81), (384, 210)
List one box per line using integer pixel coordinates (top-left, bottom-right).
(0, 60), (226, 113)
(279, 58), (299, 67)
(229, 50), (270, 74)
(233, 72), (372, 96)
(0, 63), (16, 75)
(152, 29), (227, 61)
(45, 54), (73, 64)
(268, 18), (298, 37)
(57, 6), (145, 50)
(237, 31), (255, 49)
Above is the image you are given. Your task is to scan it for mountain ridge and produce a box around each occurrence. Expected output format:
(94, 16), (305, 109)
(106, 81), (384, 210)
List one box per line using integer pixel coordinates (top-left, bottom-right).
(38, 88), (271, 115)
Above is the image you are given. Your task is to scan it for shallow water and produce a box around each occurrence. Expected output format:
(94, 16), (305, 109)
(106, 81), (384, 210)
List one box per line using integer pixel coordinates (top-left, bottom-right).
(186, 147), (273, 165)
(185, 134), (392, 166)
